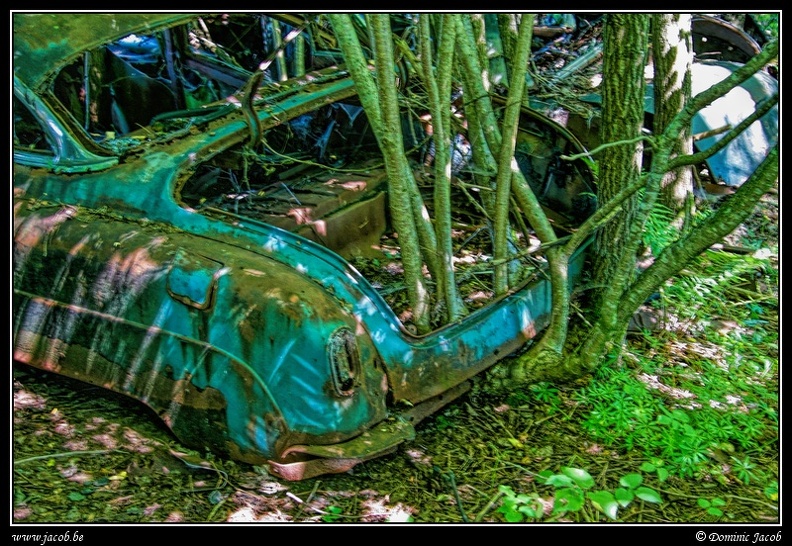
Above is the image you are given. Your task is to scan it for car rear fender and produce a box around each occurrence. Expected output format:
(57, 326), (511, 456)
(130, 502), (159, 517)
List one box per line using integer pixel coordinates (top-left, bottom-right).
(13, 199), (389, 464)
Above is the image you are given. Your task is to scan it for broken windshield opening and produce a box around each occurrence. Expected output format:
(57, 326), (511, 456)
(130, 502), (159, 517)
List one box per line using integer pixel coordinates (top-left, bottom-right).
(179, 100), (420, 259)
(50, 14), (339, 148)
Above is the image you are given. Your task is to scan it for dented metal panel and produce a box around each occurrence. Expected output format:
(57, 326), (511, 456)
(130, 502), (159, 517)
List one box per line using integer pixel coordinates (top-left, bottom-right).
(167, 249), (225, 309)
(13, 199), (391, 464)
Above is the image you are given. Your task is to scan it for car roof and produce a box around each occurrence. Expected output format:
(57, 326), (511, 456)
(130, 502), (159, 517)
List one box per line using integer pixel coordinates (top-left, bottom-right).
(12, 13), (198, 89)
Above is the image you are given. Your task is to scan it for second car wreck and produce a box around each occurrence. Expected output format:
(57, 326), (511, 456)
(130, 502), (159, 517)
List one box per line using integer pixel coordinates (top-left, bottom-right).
(13, 13), (600, 480)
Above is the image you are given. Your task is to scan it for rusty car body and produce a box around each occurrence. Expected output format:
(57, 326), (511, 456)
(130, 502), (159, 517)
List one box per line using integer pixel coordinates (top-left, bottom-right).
(13, 13), (595, 480)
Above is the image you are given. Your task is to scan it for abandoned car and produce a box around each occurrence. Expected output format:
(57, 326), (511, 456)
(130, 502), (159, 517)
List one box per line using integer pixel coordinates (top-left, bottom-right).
(13, 13), (596, 480)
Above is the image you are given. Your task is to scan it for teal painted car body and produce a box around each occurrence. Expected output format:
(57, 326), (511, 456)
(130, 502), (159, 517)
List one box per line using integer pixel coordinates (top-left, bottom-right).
(13, 13), (594, 479)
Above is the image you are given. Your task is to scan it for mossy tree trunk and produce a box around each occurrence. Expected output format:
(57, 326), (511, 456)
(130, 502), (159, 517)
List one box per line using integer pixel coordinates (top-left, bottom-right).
(491, 14), (650, 387)
(419, 14), (467, 322)
(329, 14), (433, 332)
(591, 14), (651, 313)
(493, 16), (533, 295)
(652, 13), (695, 210)
(562, 26), (779, 381)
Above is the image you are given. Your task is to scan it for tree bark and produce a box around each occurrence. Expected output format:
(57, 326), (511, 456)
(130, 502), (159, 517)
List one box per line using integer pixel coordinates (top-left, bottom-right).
(483, 14), (509, 89)
(592, 14), (650, 313)
(493, 16), (533, 295)
(488, 15), (652, 389)
(329, 14), (432, 332)
(420, 14), (466, 322)
(467, 14), (491, 93)
(652, 14), (694, 209)
(573, 30), (778, 377)
(329, 14), (778, 386)
(370, 14), (433, 333)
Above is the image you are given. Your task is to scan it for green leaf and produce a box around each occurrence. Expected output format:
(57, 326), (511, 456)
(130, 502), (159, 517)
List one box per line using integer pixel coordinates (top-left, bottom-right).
(614, 487), (634, 507)
(554, 487), (585, 513)
(639, 462), (656, 472)
(67, 492), (85, 502)
(697, 498), (712, 509)
(706, 507), (724, 517)
(322, 505), (343, 523)
(562, 467), (595, 489)
(518, 505), (539, 519)
(635, 486), (663, 504)
(14, 488), (27, 505)
(711, 497), (727, 507)
(499, 506), (523, 522)
(657, 467), (669, 482)
(498, 485), (517, 497)
(620, 473), (643, 489)
(588, 490), (619, 520)
(545, 474), (576, 488)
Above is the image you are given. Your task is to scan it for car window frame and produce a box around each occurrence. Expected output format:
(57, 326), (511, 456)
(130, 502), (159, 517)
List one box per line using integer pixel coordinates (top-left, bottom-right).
(13, 77), (119, 173)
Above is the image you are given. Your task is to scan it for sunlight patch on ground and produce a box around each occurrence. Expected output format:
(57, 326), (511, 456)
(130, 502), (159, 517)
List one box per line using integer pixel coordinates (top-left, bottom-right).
(13, 384), (47, 411)
(59, 465), (93, 484)
(227, 506), (292, 522)
(405, 448), (432, 466)
(360, 496), (415, 522)
(637, 373), (696, 401)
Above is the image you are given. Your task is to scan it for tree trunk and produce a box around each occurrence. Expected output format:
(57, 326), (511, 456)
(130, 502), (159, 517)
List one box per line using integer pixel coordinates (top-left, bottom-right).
(592, 14), (650, 312)
(328, 14), (778, 389)
(484, 14), (509, 89)
(370, 14), (433, 333)
(652, 14), (695, 210)
(420, 14), (467, 322)
(468, 15), (491, 94)
(329, 14), (432, 332)
(496, 14), (536, 96)
(572, 27), (778, 376)
(493, 16), (533, 295)
(489, 15), (652, 389)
